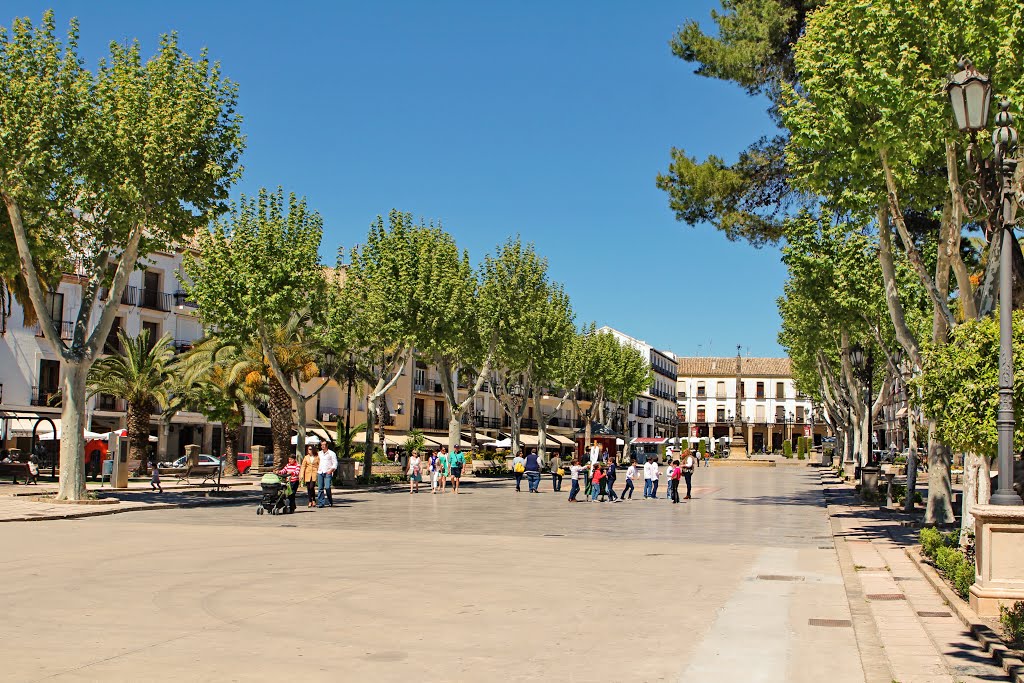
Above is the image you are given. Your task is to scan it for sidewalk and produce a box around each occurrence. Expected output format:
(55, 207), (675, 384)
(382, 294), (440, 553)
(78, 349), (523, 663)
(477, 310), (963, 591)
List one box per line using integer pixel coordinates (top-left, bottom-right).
(821, 470), (1013, 683)
(0, 478), (262, 522)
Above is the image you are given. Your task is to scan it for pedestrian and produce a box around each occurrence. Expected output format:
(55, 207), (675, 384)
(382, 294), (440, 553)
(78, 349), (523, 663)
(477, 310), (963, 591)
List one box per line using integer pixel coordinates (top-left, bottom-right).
(591, 463), (605, 502)
(601, 447), (610, 463)
(650, 457), (660, 500)
(512, 451), (526, 492)
(300, 444), (318, 507)
(278, 454), (300, 511)
(437, 447), (449, 493)
(568, 458), (583, 502)
(643, 456), (654, 498)
(429, 450), (440, 493)
(408, 450), (422, 494)
(682, 449), (696, 499)
(317, 440), (337, 507)
(449, 446), (465, 494)
(605, 457), (618, 501)
(589, 442), (600, 466)
(670, 459), (682, 504)
(703, 448), (710, 467)
(550, 452), (563, 492)
(27, 452), (39, 485)
(525, 449), (541, 493)
(149, 457), (162, 493)
(583, 460), (593, 498)
(621, 457), (637, 500)
(665, 457), (677, 501)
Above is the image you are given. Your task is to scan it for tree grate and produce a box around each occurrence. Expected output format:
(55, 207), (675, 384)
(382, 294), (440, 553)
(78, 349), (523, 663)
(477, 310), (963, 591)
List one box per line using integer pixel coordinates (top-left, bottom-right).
(866, 593), (906, 601)
(809, 618), (853, 627)
(757, 574), (804, 582)
(917, 611), (952, 617)
(818, 546), (834, 550)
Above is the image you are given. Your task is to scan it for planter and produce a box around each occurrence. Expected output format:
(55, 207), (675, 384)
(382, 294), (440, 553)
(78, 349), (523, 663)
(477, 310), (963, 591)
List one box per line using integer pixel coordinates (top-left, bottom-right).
(33, 496), (120, 506)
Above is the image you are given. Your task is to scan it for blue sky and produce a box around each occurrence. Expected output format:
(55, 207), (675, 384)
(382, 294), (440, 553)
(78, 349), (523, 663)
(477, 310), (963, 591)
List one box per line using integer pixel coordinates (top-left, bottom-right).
(8, 1), (785, 357)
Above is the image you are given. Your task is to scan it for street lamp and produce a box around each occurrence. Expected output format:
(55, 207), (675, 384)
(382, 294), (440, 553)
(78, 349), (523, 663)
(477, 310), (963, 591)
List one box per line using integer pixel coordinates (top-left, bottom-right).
(850, 343), (876, 467)
(946, 58), (1021, 505)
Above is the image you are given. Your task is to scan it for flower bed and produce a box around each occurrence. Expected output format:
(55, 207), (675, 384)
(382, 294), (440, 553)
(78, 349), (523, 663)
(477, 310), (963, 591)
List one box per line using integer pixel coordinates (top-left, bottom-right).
(919, 528), (974, 599)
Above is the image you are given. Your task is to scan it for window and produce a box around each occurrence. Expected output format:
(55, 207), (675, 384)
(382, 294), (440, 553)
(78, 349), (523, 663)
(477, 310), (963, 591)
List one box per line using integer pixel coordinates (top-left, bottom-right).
(142, 321), (160, 352)
(775, 406), (785, 422)
(142, 270), (162, 309)
(716, 407), (725, 423)
(647, 424), (653, 438)
(696, 406), (706, 422)
(105, 317), (123, 354)
(696, 382), (706, 398)
(412, 398), (424, 427)
(434, 401), (445, 426)
(45, 291), (64, 324)
(756, 405), (765, 422)
(756, 382), (765, 399)
(37, 358), (60, 405)
(796, 406), (804, 422)
(776, 382), (785, 400)
(716, 381), (726, 399)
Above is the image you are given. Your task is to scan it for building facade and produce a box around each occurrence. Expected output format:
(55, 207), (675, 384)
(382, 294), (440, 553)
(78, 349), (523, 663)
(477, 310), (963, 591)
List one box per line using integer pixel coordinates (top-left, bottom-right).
(675, 354), (828, 453)
(598, 326), (679, 441)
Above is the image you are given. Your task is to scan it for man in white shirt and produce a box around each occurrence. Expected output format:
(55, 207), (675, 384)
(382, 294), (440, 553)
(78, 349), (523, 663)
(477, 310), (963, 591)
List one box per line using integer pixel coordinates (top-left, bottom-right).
(682, 450), (697, 500)
(589, 443), (600, 466)
(317, 441), (338, 507)
(643, 458), (654, 499)
(649, 458), (661, 499)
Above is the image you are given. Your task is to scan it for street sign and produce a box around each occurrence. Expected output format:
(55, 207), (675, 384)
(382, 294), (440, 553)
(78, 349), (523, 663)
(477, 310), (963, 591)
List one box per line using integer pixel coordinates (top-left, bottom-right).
(803, 425), (811, 437)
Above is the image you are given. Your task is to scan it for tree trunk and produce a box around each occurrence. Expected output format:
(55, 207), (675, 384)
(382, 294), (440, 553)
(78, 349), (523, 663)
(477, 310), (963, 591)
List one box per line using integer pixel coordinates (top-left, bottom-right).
(362, 403), (376, 483)
(56, 362), (89, 501)
(924, 423), (955, 525)
(268, 375), (291, 471)
(222, 421), (240, 476)
(127, 403), (152, 476)
(376, 395), (388, 459)
(904, 407), (919, 513)
(510, 414), (522, 458)
(978, 455), (992, 506)
(295, 390), (308, 460)
(448, 416), (462, 457)
(469, 401), (478, 451)
(961, 451), (979, 544)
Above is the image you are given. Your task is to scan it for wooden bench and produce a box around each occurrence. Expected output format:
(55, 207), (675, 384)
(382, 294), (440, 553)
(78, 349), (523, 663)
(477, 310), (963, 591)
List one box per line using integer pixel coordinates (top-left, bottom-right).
(171, 464), (221, 488)
(0, 462), (31, 484)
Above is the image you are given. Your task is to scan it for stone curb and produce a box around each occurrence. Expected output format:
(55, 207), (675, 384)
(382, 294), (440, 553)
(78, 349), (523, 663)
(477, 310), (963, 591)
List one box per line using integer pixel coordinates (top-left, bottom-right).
(0, 494), (261, 523)
(903, 545), (1024, 683)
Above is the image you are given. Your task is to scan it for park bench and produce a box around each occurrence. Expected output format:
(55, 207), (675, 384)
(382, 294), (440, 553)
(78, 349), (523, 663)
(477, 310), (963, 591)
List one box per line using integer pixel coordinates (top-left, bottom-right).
(0, 462), (31, 484)
(170, 463), (221, 488)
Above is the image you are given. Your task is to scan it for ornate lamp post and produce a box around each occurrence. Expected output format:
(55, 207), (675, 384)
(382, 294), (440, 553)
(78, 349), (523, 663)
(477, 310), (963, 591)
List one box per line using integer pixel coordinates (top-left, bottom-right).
(946, 58), (1021, 506)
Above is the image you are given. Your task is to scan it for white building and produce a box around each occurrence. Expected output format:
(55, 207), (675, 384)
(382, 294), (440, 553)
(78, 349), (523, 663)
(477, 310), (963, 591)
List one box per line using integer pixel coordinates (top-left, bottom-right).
(597, 326), (678, 441)
(675, 353), (826, 454)
(0, 249), (217, 460)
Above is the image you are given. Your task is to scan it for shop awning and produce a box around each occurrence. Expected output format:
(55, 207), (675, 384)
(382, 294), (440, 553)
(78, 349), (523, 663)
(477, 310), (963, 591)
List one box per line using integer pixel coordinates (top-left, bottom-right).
(2, 415), (60, 438)
(632, 437), (668, 445)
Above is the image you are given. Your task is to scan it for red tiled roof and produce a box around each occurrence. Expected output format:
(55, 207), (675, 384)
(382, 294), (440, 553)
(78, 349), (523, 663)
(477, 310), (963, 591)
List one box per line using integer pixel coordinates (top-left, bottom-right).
(675, 357), (792, 378)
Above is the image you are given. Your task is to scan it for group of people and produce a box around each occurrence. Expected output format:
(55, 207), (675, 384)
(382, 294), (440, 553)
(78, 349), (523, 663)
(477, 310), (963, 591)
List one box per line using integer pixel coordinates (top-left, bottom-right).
(566, 450), (697, 504)
(273, 440), (339, 510)
(407, 446), (466, 494)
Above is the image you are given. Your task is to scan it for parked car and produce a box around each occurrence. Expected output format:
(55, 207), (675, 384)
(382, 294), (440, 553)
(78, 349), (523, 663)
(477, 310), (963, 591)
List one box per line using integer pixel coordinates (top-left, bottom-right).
(235, 453), (252, 474)
(168, 454), (223, 469)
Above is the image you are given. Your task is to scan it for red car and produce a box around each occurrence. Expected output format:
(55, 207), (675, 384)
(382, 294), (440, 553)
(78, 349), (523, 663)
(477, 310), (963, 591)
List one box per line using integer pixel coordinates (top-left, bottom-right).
(235, 453), (253, 475)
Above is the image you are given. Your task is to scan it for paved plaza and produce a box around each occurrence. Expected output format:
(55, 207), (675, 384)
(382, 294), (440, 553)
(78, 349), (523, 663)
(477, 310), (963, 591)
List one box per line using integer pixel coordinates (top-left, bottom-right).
(0, 466), (1011, 682)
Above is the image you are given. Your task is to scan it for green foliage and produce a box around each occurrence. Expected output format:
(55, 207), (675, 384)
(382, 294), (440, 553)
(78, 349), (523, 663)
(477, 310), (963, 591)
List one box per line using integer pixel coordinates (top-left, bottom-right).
(87, 330), (176, 410)
(186, 188), (324, 342)
(797, 437), (807, 459)
(920, 528), (958, 559)
(1000, 601), (1024, 648)
(698, 439), (707, 455)
(915, 312), (1024, 457)
(783, 440), (793, 458)
(933, 545), (975, 599)
(405, 430), (426, 454)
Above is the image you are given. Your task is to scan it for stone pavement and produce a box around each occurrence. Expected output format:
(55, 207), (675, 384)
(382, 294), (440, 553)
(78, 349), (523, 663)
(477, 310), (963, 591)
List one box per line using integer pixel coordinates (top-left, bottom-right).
(822, 470), (1011, 683)
(0, 466), (1011, 682)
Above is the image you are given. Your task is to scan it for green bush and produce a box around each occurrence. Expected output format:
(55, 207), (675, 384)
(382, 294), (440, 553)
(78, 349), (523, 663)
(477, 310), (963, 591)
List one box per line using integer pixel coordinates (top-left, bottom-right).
(783, 441), (793, 458)
(1000, 601), (1024, 648)
(920, 528), (958, 559)
(952, 558), (975, 599)
(931, 543), (975, 600)
(698, 439), (707, 455)
(797, 438), (807, 459)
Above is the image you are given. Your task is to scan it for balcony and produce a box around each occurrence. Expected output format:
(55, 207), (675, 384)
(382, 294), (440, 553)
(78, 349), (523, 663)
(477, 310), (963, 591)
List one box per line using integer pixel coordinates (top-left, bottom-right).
(635, 408), (652, 419)
(140, 288), (173, 312)
(30, 386), (60, 407)
(97, 394), (125, 412)
(521, 418), (538, 429)
(413, 378), (443, 394)
(461, 414), (502, 430)
(35, 321), (74, 340)
(173, 291), (198, 309)
(411, 415), (448, 430)
(99, 285), (138, 306)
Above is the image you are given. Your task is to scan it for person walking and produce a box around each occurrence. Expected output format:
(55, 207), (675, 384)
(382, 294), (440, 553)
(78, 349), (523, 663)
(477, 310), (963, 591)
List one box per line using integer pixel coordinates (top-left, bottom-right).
(525, 449), (541, 493)
(650, 457), (660, 500)
(670, 459), (682, 504)
(682, 449), (696, 499)
(589, 441), (601, 466)
(278, 454), (300, 511)
(300, 444), (319, 507)
(449, 446), (465, 494)
(317, 440), (337, 507)
(665, 458), (676, 501)
(512, 452), (526, 492)
(621, 457), (637, 500)
(642, 456), (654, 499)
(568, 458), (583, 502)
(437, 447), (450, 494)
(591, 464), (605, 502)
(408, 450), (422, 494)
(605, 457), (618, 501)
(149, 457), (162, 494)
(550, 452), (563, 492)
(429, 450), (440, 493)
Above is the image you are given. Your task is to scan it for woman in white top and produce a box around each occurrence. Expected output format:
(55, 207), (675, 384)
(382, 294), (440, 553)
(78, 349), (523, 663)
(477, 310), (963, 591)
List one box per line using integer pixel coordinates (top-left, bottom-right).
(649, 458), (661, 500)
(408, 451), (422, 494)
(568, 459), (584, 502)
(621, 457), (637, 500)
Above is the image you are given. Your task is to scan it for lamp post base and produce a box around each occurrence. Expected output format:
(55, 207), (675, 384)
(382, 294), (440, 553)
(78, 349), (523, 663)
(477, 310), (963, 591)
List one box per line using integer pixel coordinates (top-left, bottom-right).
(970, 504), (1024, 617)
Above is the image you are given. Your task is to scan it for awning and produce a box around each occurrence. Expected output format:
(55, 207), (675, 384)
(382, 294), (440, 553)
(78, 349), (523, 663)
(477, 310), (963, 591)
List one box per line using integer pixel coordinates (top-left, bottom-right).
(895, 407), (908, 418)
(544, 433), (575, 447)
(351, 432), (410, 448)
(3, 416), (59, 438)
(39, 428), (106, 441)
(291, 433), (321, 445)
(464, 432), (494, 444)
(306, 427), (337, 443)
(632, 437), (668, 445)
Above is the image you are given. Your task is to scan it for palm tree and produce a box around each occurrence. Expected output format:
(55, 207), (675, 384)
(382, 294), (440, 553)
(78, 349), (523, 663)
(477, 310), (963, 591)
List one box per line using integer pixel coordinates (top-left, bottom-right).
(176, 337), (267, 476)
(87, 329), (176, 474)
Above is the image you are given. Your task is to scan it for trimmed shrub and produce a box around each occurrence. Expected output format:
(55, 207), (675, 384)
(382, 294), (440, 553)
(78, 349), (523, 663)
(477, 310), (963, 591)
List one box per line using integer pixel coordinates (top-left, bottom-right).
(952, 558), (975, 599)
(698, 439), (707, 455)
(920, 528), (958, 559)
(1000, 601), (1024, 648)
(783, 441), (793, 459)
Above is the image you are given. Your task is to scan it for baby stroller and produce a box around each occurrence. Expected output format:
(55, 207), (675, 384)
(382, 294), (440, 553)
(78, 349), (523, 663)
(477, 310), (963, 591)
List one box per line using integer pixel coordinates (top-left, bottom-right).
(257, 472), (293, 515)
